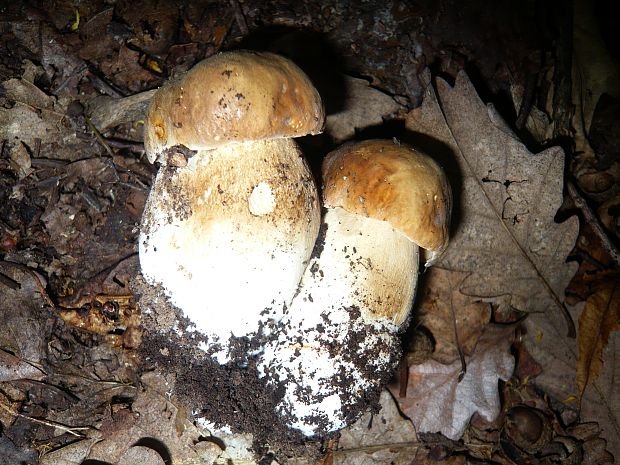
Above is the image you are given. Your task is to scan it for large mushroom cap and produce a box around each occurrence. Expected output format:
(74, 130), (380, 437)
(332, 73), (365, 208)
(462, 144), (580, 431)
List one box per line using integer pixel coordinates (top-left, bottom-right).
(322, 139), (451, 257)
(144, 50), (325, 163)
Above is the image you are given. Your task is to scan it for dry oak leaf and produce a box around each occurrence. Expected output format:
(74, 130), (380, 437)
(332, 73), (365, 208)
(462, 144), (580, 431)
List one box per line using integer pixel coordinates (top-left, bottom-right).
(324, 75), (404, 143)
(390, 322), (515, 440)
(416, 268), (491, 365)
(40, 372), (222, 465)
(406, 71), (579, 334)
(334, 390), (418, 465)
(522, 298), (620, 460)
(577, 283), (620, 401)
(400, 70), (578, 441)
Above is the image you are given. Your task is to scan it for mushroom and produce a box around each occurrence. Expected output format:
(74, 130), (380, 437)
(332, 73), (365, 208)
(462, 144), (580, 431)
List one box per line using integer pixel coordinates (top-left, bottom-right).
(139, 51), (324, 349)
(258, 139), (451, 436)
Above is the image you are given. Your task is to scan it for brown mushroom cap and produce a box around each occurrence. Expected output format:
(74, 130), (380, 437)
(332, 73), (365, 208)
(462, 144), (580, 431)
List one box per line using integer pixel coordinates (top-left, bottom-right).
(144, 50), (325, 163)
(322, 139), (451, 254)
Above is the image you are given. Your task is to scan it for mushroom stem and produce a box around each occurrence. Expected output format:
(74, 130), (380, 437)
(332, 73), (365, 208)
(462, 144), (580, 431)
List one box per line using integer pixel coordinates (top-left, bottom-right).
(258, 207), (418, 436)
(298, 207), (420, 326)
(139, 137), (320, 342)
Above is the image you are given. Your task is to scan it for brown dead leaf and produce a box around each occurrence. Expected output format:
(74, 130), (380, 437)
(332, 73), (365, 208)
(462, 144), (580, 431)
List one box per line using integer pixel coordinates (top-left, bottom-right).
(0, 72), (89, 161)
(0, 262), (49, 364)
(40, 372), (223, 465)
(7, 141), (34, 180)
(0, 350), (44, 383)
(0, 78), (66, 147)
(99, 44), (160, 93)
(396, 70), (577, 443)
(523, 301), (620, 460)
(407, 71), (579, 335)
(417, 268), (491, 365)
(571, 0), (620, 198)
(566, 223), (620, 305)
(324, 75), (403, 143)
(390, 322), (515, 440)
(577, 283), (620, 401)
(334, 390), (418, 465)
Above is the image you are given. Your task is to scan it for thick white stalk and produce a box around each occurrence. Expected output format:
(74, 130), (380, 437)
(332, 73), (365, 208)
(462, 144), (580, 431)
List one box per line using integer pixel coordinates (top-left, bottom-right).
(259, 207), (419, 436)
(139, 138), (320, 343)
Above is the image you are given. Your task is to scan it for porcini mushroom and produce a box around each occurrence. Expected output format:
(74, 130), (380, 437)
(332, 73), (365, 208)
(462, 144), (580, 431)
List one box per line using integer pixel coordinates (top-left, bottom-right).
(139, 51), (324, 348)
(259, 139), (451, 436)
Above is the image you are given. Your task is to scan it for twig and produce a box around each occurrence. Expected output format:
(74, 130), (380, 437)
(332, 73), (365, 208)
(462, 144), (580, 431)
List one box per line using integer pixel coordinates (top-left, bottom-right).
(515, 73), (537, 131)
(229, 0), (249, 35)
(104, 137), (144, 152)
(53, 64), (88, 95)
(0, 272), (20, 290)
(0, 402), (92, 438)
(449, 297), (466, 382)
(86, 117), (116, 158)
(567, 181), (620, 267)
(86, 66), (126, 98)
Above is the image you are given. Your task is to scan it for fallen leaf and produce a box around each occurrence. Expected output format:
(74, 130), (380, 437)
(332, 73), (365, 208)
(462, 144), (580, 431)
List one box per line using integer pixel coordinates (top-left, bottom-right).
(2, 78), (56, 109)
(407, 71), (579, 334)
(399, 70), (577, 442)
(40, 372), (223, 465)
(523, 300), (620, 460)
(0, 72), (89, 161)
(571, 0), (620, 198)
(0, 262), (49, 364)
(334, 390), (419, 465)
(565, 223), (620, 305)
(577, 283), (620, 401)
(325, 75), (403, 143)
(390, 322), (515, 440)
(0, 436), (38, 465)
(7, 141), (34, 180)
(417, 268), (491, 365)
(509, 82), (553, 144)
(0, 350), (45, 383)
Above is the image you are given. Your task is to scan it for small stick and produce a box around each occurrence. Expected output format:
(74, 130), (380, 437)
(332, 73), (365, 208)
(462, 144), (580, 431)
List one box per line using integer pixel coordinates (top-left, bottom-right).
(398, 358), (408, 398)
(104, 137), (144, 152)
(86, 117), (116, 158)
(515, 73), (537, 131)
(567, 181), (620, 267)
(86, 67), (126, 98)
(449, 298), (466, 381)
(0, 402), (92, 438)
(229, 0), (249, 35)
(0, 272), (20, 290)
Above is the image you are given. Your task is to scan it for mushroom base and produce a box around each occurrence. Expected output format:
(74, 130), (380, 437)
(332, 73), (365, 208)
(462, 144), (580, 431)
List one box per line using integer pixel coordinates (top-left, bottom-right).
(130, 269), (396, 462)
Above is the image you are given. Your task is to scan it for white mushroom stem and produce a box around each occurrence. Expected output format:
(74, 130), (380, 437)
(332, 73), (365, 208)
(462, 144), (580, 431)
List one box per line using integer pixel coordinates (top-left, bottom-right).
(258, 206), (419, 436)
(139, 138), (320, 345)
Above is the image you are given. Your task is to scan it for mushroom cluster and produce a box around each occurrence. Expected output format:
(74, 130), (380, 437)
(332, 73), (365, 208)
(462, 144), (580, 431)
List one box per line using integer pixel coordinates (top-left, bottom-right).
(258, 140), (451, 435)
(139, 51), (451, 437)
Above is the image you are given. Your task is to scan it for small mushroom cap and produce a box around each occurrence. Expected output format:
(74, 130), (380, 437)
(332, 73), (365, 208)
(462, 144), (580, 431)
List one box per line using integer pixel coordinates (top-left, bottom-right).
(322, 139), (451, 255)
(144, 50), (325, 163)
